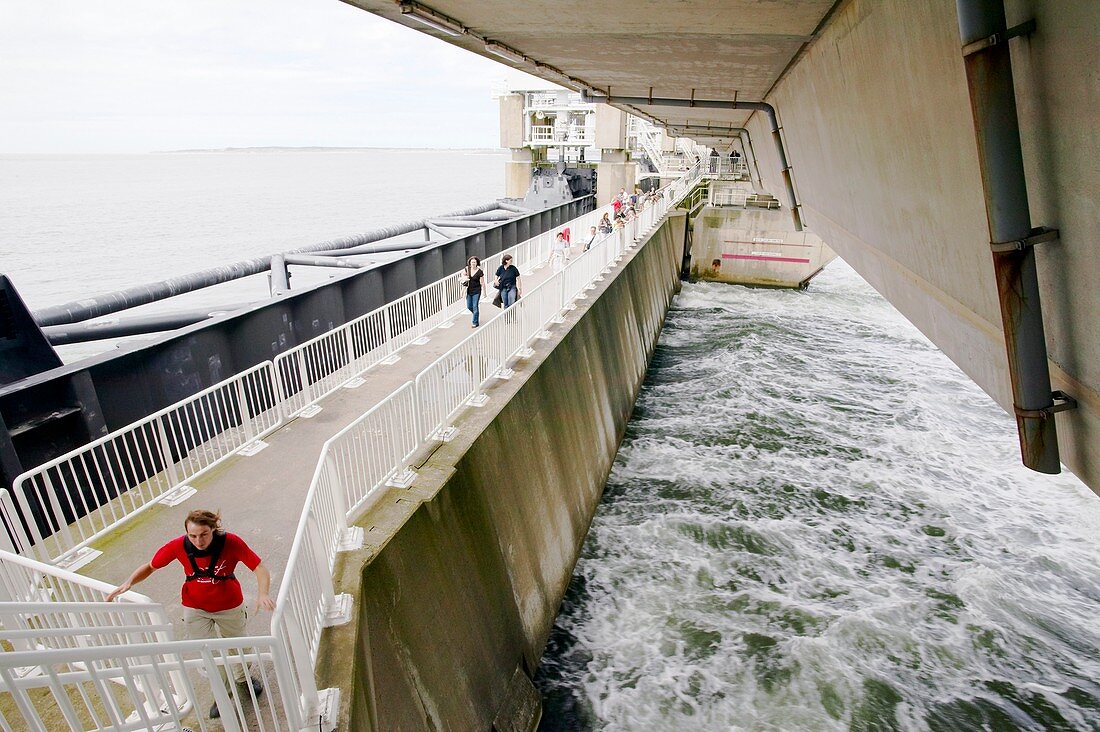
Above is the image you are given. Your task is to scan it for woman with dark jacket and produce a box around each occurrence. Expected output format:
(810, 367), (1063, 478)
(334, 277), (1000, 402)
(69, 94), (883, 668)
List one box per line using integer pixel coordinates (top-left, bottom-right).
(494, 254), (522, 309)
(461, 256), (485, 327)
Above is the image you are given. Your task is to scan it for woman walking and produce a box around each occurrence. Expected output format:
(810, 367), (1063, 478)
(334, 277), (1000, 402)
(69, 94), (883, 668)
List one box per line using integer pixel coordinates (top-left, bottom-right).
(549, 232), (569, 272)
(495, 254), (522, 308)
(461, 256), (485, 327)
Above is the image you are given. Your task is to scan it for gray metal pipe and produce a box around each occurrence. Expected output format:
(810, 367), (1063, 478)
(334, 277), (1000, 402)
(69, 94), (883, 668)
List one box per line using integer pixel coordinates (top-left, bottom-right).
(43, 307), (233, 345)
(310, 239), (434, 257)
(34, 201), (503, 327)
(430, 220), (485, 228)
(269, 253), (290, 297)
(583, 91), (803, 230)
(957, 0), (1060, 473)
(283, 254), (362, 269)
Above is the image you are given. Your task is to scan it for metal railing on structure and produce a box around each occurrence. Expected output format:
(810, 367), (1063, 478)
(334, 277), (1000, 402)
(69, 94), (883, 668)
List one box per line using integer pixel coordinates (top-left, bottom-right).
(712, 189), (780, 209)
(0, 635), (303, 732)
(0, 166), (703, 732)
(0, 547), (324, 732)
(527, 125), (592, 146)
(6, 363), (283, 568)
(269, 171), (702, 724)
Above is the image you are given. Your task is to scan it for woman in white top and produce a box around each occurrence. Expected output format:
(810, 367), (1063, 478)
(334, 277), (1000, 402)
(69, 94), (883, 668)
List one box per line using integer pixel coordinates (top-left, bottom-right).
(549, 232), (569, 272)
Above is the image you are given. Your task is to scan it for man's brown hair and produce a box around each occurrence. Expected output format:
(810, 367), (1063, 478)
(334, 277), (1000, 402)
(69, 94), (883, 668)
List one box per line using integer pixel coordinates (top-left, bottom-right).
(184, 509), (222, 533)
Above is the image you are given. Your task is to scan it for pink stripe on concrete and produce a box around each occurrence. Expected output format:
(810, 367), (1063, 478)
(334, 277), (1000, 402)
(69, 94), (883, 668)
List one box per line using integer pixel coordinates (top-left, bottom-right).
(722, 253), (811, 264)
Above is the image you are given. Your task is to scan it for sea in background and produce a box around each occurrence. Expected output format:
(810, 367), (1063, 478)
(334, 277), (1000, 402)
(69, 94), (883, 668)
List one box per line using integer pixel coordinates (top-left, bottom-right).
(3, 151), (1099, 731)
(0, 149), (507, 361)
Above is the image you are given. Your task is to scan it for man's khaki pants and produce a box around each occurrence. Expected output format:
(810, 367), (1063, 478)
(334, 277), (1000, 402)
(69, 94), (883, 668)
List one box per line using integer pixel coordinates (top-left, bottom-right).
(184, 604), (249, 684)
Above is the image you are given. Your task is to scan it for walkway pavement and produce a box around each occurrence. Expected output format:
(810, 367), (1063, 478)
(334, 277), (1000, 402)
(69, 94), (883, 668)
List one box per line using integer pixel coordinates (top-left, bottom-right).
(77, 246), (585, 639)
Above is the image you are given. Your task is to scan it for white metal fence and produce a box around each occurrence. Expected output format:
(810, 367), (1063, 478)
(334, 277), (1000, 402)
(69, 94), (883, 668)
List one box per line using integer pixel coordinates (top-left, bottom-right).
(8, 363), (282, 567)
(0, 635), (304, 732)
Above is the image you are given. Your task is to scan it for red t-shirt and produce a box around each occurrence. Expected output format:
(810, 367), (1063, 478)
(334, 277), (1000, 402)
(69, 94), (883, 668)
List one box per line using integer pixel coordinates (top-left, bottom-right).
(151, 533), (261, 612)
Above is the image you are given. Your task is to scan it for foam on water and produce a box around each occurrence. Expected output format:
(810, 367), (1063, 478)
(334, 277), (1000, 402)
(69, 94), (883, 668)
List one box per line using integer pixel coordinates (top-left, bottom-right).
(537, 262), (1100, 731)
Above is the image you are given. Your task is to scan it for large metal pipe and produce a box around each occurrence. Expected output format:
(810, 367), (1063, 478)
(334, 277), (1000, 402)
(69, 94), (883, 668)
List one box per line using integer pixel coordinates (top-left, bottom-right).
(956, 0), (1061, 473)
(310, 238), (436, 257)
(43, 307), (237, 345)
(33, 201), (504, 327)
(283, 254), (362, 269)
(583, 91), (803, 230)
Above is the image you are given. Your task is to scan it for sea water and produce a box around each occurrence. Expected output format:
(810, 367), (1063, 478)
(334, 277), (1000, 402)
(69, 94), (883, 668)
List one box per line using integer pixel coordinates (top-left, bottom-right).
(0, 149), (506, 361)
(536, 266), (1100, 731)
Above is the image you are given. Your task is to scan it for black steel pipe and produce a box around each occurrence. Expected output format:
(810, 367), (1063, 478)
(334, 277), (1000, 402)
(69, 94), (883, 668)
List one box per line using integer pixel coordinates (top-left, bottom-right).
(33, 201), (504, 327)
(583, 91), (803, 230)
(957, 0), (1060, 473)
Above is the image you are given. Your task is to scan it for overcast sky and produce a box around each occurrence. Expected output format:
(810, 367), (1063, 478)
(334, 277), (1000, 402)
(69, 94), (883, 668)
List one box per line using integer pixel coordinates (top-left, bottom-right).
(0, 0), (550, 153)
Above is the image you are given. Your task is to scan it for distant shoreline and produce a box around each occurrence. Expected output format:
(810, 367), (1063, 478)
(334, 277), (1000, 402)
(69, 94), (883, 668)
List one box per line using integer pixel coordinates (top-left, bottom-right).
(156, 146), (507, 154)
(0, 147), (508, 156)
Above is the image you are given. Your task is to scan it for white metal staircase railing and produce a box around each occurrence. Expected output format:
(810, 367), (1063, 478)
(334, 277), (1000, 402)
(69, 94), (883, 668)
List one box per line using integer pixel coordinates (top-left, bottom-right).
(7, 362), (283, 569)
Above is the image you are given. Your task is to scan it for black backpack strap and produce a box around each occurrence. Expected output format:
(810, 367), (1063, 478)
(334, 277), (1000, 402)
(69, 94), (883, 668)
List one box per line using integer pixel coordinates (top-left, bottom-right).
(184, 532), (233, 582)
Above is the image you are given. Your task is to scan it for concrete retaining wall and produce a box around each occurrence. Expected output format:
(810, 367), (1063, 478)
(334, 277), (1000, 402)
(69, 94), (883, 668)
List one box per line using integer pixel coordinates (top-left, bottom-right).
(317, 213), (685, 730)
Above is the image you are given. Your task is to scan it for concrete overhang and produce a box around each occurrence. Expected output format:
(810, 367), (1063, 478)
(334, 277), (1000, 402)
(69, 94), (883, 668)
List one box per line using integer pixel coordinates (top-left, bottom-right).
(341, 0), (842, 144)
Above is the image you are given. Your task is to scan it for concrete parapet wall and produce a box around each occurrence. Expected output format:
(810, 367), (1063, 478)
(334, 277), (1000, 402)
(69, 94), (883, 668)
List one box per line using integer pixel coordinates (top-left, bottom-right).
(319, 214), (686, 730)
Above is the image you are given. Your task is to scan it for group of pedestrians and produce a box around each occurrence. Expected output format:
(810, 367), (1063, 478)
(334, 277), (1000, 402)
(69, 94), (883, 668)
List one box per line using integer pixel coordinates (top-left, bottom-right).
(461, 253), (522, 328)
(459, 187), (665, 328)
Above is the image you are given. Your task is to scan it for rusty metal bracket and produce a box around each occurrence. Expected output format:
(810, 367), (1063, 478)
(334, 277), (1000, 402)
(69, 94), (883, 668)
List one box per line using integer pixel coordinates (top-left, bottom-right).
(962, 18), (1037, 56)
(1014, 390), (1077, 419)
(990, 226), (1059, 253)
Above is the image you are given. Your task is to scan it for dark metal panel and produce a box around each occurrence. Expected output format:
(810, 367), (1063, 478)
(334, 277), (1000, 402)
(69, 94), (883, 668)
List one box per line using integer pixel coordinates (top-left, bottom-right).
(381, 258), (418, 302)
(413, 247), (444, 289)
(441, 240), (467, 277)
(466, 232), (487, 263)
(342, 268), (387, 321)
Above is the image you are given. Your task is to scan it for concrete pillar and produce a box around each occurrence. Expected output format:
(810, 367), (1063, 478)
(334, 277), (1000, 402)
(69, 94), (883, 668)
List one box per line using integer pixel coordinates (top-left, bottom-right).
(597, 150), (635, 207)
(500, 93), (534, 199)
(594, 104), (626, 149)
(505, 149), (533, 199)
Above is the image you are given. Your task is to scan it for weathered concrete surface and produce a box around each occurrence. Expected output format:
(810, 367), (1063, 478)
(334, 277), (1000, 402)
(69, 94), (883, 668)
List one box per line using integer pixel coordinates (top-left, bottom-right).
(689, 204), (835, 288)
(739, 0), (1100, 490)
(316, 214), (685, 730)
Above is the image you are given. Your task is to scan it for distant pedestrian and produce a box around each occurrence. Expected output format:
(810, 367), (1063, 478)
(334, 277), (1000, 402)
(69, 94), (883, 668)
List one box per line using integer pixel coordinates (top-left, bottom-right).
(106, 510), (274, 720)
(461, 255), (484, 327)
(584, 226), (598, 252)
(598, 213), (613, 235)
(549, 232), (569, 272)
(495, 254), (522, 308)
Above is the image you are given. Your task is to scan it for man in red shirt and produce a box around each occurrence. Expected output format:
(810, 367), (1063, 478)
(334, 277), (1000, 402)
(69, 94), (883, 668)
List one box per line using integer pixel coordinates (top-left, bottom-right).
(107, 509), (275, 719)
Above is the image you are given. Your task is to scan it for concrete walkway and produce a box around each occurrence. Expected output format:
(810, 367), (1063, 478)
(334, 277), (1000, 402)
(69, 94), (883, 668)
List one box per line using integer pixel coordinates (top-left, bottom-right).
(77, 246), (585, 639)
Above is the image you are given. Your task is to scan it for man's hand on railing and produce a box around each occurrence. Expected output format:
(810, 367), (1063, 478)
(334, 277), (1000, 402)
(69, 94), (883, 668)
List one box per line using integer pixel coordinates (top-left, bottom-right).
(105, 581), (131, 603)
(255, 593), (276, 613)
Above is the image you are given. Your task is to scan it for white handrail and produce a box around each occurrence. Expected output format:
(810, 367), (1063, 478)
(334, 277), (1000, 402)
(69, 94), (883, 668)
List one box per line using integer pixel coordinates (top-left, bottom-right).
(8, 361), (283, 565)
(0, 635), (306, 732)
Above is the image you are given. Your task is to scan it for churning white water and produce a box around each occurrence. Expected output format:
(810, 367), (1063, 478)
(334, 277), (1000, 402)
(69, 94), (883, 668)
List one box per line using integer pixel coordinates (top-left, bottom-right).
(537, 264), (1100, 731)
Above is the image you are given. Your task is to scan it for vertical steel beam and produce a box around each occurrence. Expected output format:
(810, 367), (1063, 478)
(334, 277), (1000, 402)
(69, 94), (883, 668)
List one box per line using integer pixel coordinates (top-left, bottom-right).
(957, 0), (1060, 473)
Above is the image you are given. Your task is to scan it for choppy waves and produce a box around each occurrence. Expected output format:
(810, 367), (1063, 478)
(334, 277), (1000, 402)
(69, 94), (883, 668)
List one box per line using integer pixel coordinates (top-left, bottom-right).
(536, 262), (1100, 731)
